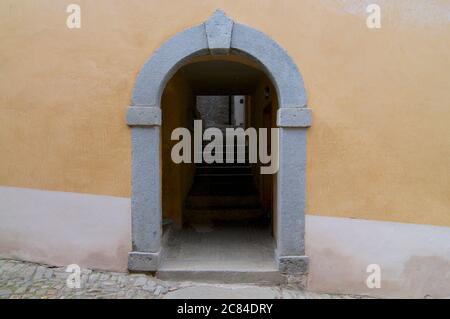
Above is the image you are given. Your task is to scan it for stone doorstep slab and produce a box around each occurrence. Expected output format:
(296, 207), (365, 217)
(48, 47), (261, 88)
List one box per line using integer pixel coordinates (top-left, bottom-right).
(156, 269), (286, 285)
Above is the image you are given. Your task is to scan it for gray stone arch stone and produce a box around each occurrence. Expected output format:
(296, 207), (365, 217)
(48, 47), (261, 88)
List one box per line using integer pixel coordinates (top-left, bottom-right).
(127, 10), (312, 275)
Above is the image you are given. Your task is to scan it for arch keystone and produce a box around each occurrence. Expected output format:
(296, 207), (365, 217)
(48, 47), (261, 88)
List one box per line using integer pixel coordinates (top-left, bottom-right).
(205, 9), (234, 55)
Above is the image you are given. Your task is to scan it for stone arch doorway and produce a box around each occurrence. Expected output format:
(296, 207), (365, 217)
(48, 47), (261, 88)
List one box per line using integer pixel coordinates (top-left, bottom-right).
(126, 10), (312, 277)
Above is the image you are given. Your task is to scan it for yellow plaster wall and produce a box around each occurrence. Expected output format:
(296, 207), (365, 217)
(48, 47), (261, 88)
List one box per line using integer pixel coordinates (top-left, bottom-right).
(161, 73), (195, 225)
(250, 77), (279, 236)
(0, 0), (449, 226)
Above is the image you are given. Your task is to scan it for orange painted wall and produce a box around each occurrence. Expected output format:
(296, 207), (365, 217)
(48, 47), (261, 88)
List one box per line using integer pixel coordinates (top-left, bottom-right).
(0, 0), (449, 226)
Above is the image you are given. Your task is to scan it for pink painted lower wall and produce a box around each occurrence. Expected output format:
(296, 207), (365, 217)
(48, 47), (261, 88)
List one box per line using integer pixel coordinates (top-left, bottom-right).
(0, 186), (131, 272)
(306, 216), (450, 298)
(1, 186), (449, 298)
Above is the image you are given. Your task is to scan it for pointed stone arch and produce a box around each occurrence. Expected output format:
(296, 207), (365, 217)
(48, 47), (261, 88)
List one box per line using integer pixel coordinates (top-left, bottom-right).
(127, 10), (312, 275)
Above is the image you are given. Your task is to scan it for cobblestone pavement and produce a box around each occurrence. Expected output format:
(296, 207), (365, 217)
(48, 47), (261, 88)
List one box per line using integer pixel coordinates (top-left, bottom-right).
(0, 259), (372, 299)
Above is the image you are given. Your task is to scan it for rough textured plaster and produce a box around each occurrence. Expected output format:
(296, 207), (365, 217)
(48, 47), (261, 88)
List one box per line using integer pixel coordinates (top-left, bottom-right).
(320, 0), (450, 27)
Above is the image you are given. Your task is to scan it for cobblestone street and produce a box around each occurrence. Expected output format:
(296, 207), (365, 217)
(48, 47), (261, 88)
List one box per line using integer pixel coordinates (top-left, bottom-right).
(0, 259), (371, 299)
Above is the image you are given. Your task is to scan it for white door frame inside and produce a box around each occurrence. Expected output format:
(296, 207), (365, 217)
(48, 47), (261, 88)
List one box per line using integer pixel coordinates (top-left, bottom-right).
(126, 10), (312, 275)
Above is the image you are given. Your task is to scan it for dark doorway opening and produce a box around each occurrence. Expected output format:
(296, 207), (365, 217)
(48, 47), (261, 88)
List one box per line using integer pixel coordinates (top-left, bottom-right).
(158, 56), (280, 283)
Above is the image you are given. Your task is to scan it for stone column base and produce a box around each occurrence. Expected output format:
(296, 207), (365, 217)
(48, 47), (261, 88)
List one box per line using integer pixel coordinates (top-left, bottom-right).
(128, 251), (160, 272)
(278, 256), (309, 289)
(277, 255), (309, 274)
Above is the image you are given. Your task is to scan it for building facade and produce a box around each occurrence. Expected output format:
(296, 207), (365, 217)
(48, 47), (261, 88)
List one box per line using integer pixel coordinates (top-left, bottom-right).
(0, 0), (449, 298)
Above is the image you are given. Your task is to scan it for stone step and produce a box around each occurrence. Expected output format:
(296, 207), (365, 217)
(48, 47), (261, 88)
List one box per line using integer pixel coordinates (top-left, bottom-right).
(185, 195), (260, 209)
(192, 175), (256, 186)
(195, 160), (253, 166)
(188, 182), (257, 196)
(196, 172), (253, 182)
(156, 269), (285, 285)
(184, 208), (265, 223)
(191, 179), (255, 192)
(196, 162), (252, 168)
(196, 165), (252, 174)
(201, 140), (249, 147)
(157, 223), (283, 285)
(195, 151), (250, 160)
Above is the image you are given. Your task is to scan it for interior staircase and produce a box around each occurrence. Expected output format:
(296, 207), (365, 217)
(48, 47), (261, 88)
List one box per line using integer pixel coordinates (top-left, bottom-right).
(158, 125), (280, 284)
(184, 127), (265, 224)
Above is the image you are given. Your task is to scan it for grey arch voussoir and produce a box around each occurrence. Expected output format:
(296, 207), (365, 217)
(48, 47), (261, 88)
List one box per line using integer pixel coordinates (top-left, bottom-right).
(231, 23), (307, 108)
(132, 24), (209, 107)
